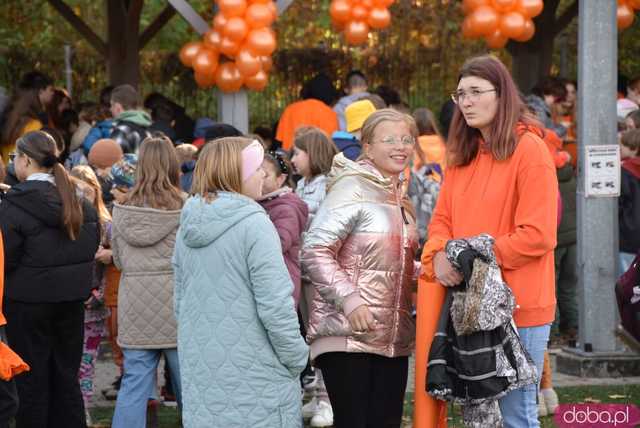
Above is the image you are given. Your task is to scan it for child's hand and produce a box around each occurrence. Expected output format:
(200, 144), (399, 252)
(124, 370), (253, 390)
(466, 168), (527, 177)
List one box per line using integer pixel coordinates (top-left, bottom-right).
(95, 248), (113, 264)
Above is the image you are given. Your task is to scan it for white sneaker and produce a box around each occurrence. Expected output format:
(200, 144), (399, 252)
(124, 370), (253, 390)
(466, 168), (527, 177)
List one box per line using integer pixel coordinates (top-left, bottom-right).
(310, 400), (334, 427)
(542, 388), (559, 415)
(302, 396), (319, 420)
(537, 392), (548, 417)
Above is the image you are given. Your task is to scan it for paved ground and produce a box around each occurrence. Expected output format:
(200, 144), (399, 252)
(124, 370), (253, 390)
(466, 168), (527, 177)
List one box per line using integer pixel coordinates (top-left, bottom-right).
(91, 342), (640, 409)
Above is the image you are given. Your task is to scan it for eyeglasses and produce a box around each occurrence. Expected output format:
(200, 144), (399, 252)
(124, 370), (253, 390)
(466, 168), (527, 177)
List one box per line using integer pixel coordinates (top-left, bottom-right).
(376, 136), (415, 147)
(451, 88), (496, 104)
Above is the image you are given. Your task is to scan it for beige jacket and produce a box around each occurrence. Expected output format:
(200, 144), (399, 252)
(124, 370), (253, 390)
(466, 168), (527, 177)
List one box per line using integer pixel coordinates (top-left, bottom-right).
(112, 203), (181, 349)
(301, 154), (418, 359)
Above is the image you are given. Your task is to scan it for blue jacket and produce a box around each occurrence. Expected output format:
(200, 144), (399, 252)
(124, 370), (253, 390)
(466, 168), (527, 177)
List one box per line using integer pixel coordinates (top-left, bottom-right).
(173, 193), (308, 428)
(83, 120), (113, 154)
(332, 131), (361, 161)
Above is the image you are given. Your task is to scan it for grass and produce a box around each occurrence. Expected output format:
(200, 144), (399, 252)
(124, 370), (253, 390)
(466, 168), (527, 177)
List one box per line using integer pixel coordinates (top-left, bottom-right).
(87, 384), (640, 427)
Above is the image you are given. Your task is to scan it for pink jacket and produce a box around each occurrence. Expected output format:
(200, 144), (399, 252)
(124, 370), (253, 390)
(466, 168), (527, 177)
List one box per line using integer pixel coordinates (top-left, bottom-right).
(259, 188), (308, 306)
(301, 154), (419, 360)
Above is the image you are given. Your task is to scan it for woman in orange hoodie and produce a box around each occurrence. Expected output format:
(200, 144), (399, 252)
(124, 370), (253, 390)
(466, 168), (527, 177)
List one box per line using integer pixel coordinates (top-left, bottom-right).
(420, 56), (557, 427)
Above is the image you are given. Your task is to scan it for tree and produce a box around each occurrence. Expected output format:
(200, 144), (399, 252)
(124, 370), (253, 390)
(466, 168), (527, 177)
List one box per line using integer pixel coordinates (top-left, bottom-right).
(507, 0), (579, 93)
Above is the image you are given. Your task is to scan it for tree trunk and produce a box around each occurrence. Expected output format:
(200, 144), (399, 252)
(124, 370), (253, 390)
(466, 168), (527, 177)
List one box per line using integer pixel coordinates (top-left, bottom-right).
(106, 0), (143, 88)
(507, 0), (560, 94)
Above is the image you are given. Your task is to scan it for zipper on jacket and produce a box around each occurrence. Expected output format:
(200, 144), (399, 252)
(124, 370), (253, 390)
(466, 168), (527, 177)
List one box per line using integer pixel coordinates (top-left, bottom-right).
(389, 190), (408, 351)
(400, 207), (409, 225)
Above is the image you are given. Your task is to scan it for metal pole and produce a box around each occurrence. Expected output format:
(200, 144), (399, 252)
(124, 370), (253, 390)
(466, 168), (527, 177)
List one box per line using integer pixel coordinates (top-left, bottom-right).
(64, 44), (73, 97)
(576, 0), (619, 353)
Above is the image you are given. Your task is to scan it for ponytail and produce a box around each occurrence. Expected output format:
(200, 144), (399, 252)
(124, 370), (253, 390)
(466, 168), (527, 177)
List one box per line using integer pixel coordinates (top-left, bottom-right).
(17, 131), (84, 240)
(52, 163), (83, 240)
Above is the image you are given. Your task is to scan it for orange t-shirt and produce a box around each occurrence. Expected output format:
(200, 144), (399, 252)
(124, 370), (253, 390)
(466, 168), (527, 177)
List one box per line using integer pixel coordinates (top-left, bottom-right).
(276, 99), (339, 151)
(0, 232), (6, 326)
(421, 127), (558, 327)
(414, 134), (447, 181)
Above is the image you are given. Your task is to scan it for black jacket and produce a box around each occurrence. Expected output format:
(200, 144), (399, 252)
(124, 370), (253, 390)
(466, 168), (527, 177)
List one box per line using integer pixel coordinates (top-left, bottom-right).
(620, 158), (640, 253)
(557, 163), (577, 247)
(110, 120), (151, 154)
(0, 180), (100, 302)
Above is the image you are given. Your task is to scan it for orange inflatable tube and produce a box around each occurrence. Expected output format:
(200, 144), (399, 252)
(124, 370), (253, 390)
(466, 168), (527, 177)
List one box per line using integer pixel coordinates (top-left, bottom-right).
(414, 278), (448, 428)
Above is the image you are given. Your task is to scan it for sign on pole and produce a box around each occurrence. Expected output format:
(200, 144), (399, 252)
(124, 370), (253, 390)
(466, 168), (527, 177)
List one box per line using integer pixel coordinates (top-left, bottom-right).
(584, 145), (621, 198)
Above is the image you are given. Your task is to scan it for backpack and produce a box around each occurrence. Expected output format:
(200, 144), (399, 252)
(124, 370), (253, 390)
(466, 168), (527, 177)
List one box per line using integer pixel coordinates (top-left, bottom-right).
(615, 252), (640, 350)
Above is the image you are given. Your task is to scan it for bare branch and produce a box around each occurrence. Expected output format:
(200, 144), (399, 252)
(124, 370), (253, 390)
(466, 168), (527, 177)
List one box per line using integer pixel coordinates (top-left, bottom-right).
(46, 0), (107, 56)
(139, 5), (176, 49)
(553, 1), (579, 37)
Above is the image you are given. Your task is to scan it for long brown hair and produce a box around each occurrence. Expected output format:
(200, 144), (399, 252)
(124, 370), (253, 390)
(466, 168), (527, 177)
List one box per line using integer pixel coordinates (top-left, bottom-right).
(413, 108), (442, 137)
(447, 55), (540, 167)
(2, 90), (43, 151)
(16, 131), (83, 240)
(192, 137), (252, 197)
(70, 165), (111, 224)
(125, 137), (183, 210)
(293, 127), (338, 177)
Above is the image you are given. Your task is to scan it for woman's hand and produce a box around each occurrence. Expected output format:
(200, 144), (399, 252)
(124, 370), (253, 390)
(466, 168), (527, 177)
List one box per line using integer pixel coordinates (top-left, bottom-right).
(348, 305), (376, 333)
(433, 251), (463, 287)
(95, 247), (113, 264)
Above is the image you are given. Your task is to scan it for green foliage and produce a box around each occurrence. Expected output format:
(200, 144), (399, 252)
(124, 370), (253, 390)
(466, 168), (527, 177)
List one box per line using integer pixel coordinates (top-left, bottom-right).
(1, 0), (639, 129)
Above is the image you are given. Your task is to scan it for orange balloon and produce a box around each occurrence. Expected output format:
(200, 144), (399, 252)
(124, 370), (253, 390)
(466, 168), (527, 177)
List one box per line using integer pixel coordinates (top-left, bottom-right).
(179, 41), (202, 67)
(332, 19), (346, 31)
(245, 3), (275, 28)
(219, 0), (247, 18)
(499, 11), (526, 38)
(362, 0), (374, 8)
(193, 48), (219, 76)
(245, 70), (269, 91)
(351, 5), (369, 21)
(517, 0), (543, 18)
(215, 62), (245, 93)
(462, 0), (489, 15)
(628, 0), (640, 9)
(512, 18), (535, 41)
(330, 0), (352, 23)
(618, 3), (635, 29)
(461, 17), (482, 39)
(203, 29), (222, 51)
(491, 0), (516, 13)
(246, 28), (277, 56)
(260, 56), (273, 72)
(485, 28), (508, 48)
(194, 70), (216, 88)
(248, 0), (270, 3)
(373, 0), (394, 6)
(344, 20), (369, 45)
(224, 17), (249, 42)
(213, 14), (228, 31)
(219, 36), (241, 58)
(468, 5), (499, 36)
(267, 2), (277, 20)
(368, 8), (391, 29)
(236, 48), (262, 77)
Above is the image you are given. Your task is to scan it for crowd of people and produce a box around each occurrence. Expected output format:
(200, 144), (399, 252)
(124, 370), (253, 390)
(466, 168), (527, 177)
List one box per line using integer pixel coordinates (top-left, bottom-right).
(0, 54), (636, 428)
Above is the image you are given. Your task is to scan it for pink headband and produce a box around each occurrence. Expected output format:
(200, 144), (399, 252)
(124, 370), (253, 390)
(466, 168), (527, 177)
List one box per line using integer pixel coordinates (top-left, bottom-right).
(242, 140), (264, 182)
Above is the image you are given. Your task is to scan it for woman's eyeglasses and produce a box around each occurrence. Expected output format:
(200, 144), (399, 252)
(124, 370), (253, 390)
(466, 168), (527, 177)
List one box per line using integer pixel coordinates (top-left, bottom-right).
(451, 88), (496, 104)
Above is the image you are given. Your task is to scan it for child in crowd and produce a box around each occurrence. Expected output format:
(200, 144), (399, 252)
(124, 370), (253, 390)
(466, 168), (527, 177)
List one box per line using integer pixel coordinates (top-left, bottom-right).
(291, 126), (338, 427)
(258, 150), (308, 306)
(100, 153), (137, 401)
(619, 129), (640, 273)
(173, 138), (308, 427)
(331, 99), (377, 161)
(70, 166), (113, 425)
(175, 143), (197, 193)
(291, 127), (338, 227)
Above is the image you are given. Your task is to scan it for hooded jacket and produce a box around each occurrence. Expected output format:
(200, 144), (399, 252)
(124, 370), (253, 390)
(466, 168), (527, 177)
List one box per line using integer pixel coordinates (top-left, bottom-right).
(620, 157), (640, 253)
(332, 131), (361, 161)
(173, 193), (308, 428)
(110, 110), (152, 154)
(112, 203), (181, 349)
(82, 119), (113, 154)
(259, 188), (309, 306)
(301, 153), (419, 360)
(0, 180), (100, 302)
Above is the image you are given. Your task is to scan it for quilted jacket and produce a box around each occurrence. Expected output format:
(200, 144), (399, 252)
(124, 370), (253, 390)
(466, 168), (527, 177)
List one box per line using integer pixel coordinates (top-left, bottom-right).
(112, 203), (181, 349)
(173, 193), (308, 428)
(301, 153), (419, 360)
(295, 174), (328, 228)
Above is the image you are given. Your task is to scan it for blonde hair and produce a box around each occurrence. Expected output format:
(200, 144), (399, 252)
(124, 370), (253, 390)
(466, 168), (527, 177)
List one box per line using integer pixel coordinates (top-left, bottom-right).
(70, 165), (111, 224)
(191, 137), (253, 197)
(360, 109), (419, 146)
(175, 143), (198, 164)
(293, 127), (338, 177)
(125, 137), (184, 210)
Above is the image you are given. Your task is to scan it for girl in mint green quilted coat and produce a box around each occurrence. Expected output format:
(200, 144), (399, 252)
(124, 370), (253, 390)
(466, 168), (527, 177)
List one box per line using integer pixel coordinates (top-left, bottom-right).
(173, 138), (308, 428)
